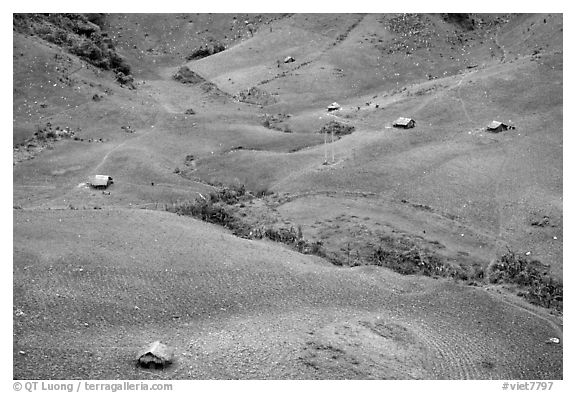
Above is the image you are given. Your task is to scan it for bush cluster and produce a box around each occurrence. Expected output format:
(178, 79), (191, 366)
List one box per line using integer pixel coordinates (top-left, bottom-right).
(166, 186), (333, 261)
(186, 43), (226, 60)
(261, 114), (292, 133)
(370, 236), (454, 277)
(442, 13), (475, 31)
(30, 123), (76, 144)
(166, 199), (237, 229)
(488, 249), (562, 311)
(209, 184), (248, 204)
(173, 66), (205, 84)
(165, 185), (562, 313)
(370, 237), (561, 311)
(14, 14), (132, 80)
(237, 87), (277, 106)
(319, 120), (355, 137)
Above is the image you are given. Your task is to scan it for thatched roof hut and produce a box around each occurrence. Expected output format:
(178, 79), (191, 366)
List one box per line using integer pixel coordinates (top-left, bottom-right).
(137, 341), (174, 368)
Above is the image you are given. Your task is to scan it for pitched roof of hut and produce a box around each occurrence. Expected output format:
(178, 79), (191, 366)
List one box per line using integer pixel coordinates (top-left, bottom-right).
(90, 175), (113, 187)
(137, 341), (174, 366)
(393, 117), (415, 126)
(487, 120), (506, 129)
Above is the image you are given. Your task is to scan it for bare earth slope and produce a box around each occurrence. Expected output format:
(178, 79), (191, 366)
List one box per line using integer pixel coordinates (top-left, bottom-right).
(13, 209), (562, 379)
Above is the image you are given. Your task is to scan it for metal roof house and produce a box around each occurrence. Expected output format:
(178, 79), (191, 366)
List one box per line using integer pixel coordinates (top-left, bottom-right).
(89, 175), (113, 189)
(283, 56), (295, 63)
(487, 121), (514, 132)
(327, 102), (341, 112)
(393, 117), (416, 129)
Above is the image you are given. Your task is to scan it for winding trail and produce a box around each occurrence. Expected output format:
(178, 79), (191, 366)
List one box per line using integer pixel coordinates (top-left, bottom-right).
(455, 76), (474, 124)
(93, 139), (131, 174)
(484, 287), (563, 339)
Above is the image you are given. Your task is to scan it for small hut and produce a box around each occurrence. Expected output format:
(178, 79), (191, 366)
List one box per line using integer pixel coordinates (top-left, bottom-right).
(89, 175), (113, 189)
(137, 341), (174, 368)
(487, 121), (514, 132)
(327, 102), (341, 112)
(393, 117), (416, 129)
(283, 56), (295, 63)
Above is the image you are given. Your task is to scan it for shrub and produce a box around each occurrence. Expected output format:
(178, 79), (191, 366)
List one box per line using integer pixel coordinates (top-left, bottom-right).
(15, 14), (132, 80)
(173, 66), (205, 84)
(442, 13), (475, 31)
(319, 120), (355, 137)
(71, 40), (104, 63)
(264, 226), (301, 244)
(186, 42), (226, 60)
(167, 199), (237, 229)
(522, 276), (563, 310)
(50, 28), (71, 45)
(489, 249), (562, 311)
(84, 13), (106, 28)
(254, 187), (273, 198)
(164, 185), (331, 262)
(209, 184), (247, 205)
(115, 72), (134, 86)
(261, 115), (286, 132)
(186, 47), (212, 60)
(489, 249), (544, 286)
(366, 234), (487, 281)
(109, 52), (131, 75)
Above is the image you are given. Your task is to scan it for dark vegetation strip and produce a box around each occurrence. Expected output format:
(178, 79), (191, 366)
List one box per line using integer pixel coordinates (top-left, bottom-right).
(319, 120), (355, 137)
(165, 185), (562, 312)
(488, 248), (562, 310)
(332, 14), (365, 46)
(164, 185), (339, 263)
(186, 42), (226, 60)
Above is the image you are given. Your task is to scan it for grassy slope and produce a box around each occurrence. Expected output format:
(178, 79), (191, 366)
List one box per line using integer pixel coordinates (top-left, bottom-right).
(13, 34), (106, 145)
(179, 13), (563, 275)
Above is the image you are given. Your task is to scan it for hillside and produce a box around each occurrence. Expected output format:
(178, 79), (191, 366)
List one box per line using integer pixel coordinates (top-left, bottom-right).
(14, 209), (562, 379)
(13, 13), (563, 380)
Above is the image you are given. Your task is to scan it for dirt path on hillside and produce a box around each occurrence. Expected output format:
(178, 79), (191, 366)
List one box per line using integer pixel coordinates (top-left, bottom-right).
(494, 33), (506, 62)
(489, 142), (513, 264)
(455, 76), (474, 123)
(93, 139), (131, 174)
(254, 14), (367, 89)
(93, 96), (165, 174)
(484, 287), (563, 339)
